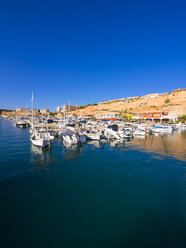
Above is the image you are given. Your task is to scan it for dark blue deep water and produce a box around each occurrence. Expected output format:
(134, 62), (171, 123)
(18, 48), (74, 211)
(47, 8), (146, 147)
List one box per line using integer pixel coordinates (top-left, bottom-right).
(0, 119), (185, 248)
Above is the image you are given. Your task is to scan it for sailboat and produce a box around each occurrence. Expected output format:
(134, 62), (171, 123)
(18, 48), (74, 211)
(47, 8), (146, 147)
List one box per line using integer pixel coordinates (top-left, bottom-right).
(30, 92), (51, 148)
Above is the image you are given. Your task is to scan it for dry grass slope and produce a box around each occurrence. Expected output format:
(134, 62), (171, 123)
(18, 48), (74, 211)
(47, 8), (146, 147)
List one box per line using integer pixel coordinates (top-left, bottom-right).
(73, 90), (186, 117)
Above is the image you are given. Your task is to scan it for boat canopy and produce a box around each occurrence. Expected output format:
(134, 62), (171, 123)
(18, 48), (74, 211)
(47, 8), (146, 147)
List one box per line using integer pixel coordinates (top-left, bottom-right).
(107, 124), (118, 131)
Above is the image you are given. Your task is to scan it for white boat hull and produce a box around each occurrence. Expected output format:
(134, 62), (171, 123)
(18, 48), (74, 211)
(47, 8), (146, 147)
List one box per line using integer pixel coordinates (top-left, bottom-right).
(30, 138), (49, 148)
(86, 134), (100, 140)
(133, 130), (146, 136)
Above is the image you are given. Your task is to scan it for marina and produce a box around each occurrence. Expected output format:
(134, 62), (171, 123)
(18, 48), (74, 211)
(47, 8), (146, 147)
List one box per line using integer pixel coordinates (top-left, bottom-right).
(1, 1), (186, 247)
(2, 112), (186, 150)
(0, 118), (185, 248)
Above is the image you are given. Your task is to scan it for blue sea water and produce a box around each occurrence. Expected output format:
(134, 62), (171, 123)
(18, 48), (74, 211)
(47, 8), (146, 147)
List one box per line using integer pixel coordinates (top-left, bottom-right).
(0, 119), (185, 248)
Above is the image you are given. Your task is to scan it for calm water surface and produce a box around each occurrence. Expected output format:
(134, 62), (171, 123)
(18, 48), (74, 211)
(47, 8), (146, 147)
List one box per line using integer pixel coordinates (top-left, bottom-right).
(0, 119), (185, 248)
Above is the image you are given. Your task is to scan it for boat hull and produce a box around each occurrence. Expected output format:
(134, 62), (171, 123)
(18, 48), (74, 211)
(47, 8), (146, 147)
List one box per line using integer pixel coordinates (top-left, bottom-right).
(30, 138), (49, 148)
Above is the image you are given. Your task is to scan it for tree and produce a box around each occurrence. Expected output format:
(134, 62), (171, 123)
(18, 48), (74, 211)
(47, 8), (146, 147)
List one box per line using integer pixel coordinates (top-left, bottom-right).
(126, 114), (132, 121)
(49, 112), (57, 117)
(79, 106), (83, 109)
(178, 115), (186, 123)
(165, 99), (170, 104)
(121, 110), (127, 120)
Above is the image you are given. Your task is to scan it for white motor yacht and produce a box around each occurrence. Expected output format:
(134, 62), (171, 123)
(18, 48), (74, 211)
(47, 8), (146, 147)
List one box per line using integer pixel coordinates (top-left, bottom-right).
(77, 131), (87, 143)
(152, 125), (173, 133)
(83, 129), (101, 140)
(30, 131), (51, 148)
(29, 92), (53, 148)
(133, 128), (146, 136)
(104, 125), (121, 139)
(61, 128), (80, 144)
(118, 129), (132, 138)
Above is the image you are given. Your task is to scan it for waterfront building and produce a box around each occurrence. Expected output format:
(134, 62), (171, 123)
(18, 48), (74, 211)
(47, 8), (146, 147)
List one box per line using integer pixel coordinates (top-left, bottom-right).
(16, 108), (40, 113)
(132, 112), (178, 122)
(79, 114), (94, 119)
(33, 109), (40, 113)
(16, 108), (31, 112)
(96, 113), (121, 120)
(57, 106), (61, 112)
(16, 108), (24, 112)
(40, 109), (49, 114)
(63, 104), (78, 111)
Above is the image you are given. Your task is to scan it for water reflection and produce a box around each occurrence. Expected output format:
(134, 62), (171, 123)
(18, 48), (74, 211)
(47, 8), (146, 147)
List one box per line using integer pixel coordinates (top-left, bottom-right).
(133, 135), (146, 139)
(30, 131), (186, 162)
(62, 141), (82, 160)
(87, 140), (100, 148)
(108, 139), (127, 150)
(128, 131), (186, 161)
(30, 144), (59, 171)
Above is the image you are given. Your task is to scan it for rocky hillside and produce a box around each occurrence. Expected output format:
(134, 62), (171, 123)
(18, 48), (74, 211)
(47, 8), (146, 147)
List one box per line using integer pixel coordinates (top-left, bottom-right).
(73, 89), (186, 117)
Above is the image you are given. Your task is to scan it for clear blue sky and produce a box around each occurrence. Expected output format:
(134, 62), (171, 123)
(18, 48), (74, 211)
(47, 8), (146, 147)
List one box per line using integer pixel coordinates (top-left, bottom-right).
(0, 0), (186, 111)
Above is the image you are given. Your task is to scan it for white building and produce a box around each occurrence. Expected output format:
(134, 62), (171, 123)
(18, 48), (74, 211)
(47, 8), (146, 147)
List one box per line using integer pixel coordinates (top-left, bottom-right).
(57, 106), (61, 112)
(40, 109), (49, 114)
(96, 113), (121, 120)
(132, 112), (178, 122)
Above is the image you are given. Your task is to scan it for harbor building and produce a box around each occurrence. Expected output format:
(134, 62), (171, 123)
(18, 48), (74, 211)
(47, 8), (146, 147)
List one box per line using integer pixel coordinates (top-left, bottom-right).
(63, 105), (78, 111)
(16, 108), (31, 112)
(33, 109), (40, 113)
(57, 106), (61, 112)
(96, 113), (121, 120)
(16, 108), (40, 113)
(132, 112), (178, 122)
(40, 109), (49, 114)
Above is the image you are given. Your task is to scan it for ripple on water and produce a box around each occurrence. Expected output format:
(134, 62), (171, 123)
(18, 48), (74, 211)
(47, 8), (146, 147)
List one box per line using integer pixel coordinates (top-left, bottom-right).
(0, 119), (185, 248)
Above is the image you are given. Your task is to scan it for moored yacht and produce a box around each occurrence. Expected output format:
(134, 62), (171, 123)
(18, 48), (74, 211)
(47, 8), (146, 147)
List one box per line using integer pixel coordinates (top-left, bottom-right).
(104, 124), (121, 139)
(152, 125), (173, 133)
(60, 127), (80, 145)
(30, 92), (53, 148)
(30, 131), (51, 148)
(82, 129), (101, 140)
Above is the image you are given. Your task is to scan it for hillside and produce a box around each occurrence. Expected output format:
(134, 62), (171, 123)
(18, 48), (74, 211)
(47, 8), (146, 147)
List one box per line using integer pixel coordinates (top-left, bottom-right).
(73, 89), (186, 117)
(1, 88), (186, 118)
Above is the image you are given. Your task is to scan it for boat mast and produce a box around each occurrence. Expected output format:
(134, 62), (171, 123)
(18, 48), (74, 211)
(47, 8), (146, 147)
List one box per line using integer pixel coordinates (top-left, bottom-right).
(68, 100), (70, 120)
(64, 104), (66, 125)
(46, 118), (48, 134)
(26, 102), (27, 118)
(31, 92), (34, 130)
(15, 106), (17, 123)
